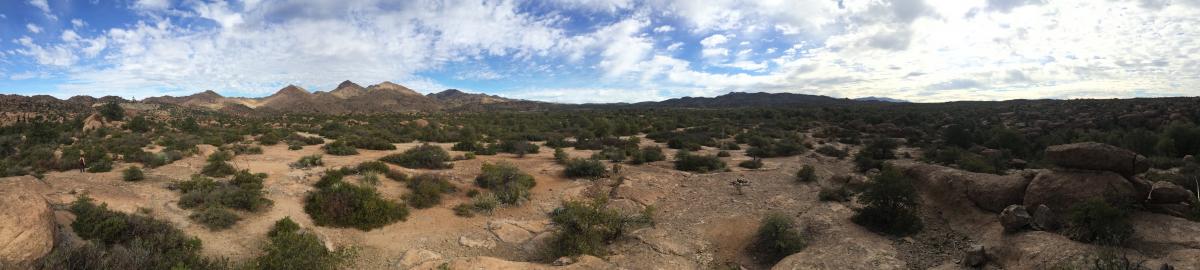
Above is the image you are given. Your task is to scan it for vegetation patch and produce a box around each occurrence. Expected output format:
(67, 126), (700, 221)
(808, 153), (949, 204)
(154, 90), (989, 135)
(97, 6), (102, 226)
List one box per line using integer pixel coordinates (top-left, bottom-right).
(304, 171), (409, 230)
(564, 158), (607, 178)
(852, 167), (923, 236)
(405, 173), (457, 208)
(322, 140), (359, 156)
(122, 166), (145, 181)
(475, 162), (536, 205)
(380, 143), (453, 169)
(544, 198), (653, 258)
(1066, 199), (1134, 246)
(252, 217), (354, 270)
(674, 150), (727, 173)
(201, 150), (237, 177)
(291, 154), (324, 169)
(751, 213), (807, 264)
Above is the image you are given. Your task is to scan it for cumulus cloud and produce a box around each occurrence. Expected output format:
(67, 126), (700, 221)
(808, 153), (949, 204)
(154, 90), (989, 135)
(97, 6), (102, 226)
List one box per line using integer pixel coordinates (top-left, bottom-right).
(26, 24), (42, 34)
(2, 0), (1199, 102)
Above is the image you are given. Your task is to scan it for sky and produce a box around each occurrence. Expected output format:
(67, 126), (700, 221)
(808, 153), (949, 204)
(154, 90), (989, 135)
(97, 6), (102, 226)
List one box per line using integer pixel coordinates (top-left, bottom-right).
(0, 0), (1198, 103)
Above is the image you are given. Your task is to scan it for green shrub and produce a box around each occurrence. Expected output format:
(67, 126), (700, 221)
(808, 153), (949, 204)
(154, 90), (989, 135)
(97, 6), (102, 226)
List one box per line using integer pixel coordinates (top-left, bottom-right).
(189, 207), (240, 230)
(99, 101), (124, 121)
(475, 162), (536, 205)
(1066, 199), (1134, 246)
(592, 146), (626, 162)
(818, 185), (851, 202)
(202, 151), (237, 177)
(716, 150), (731, 157)
(453, 204), (475, 217)
(452, 141), (483, 152)
(287, 133), (325, 145)
(304, 177), (408, 231)
(380, 144), (453, 169)
(554, 148), (569, 164)
(815, 145), (848, 159)
(86, 156), (113, 173)
(322, 140), (359, 156)
(545, 198), (652, 258)
(347, 136), (396, 150)
(852, 167), (923, 236)
(288, 141), (304, 150)
(498, 139), (540, 157)
(564, 158), (607, 178)
(177, 172), (272, 212)
(630, 146), (666, 164)
(674, 150), (726, 173)
(361, 171), (380, 186)
(738, 158), (764, 169)
(854, 138), (898, 172)
(253, 217), (353, 270)
(222, 143), (263, 155)
(471, 193), (498, 213)
(291, 155), (324, 169)
(52, 196), (227, 270)
(123, 166), (145, 181)
(752, 213), (807, 264)
(355, 161), (390, 174)
(405, 173), (456, 208)
(796, 165), (817, 183)
(385, 169), (408, 182)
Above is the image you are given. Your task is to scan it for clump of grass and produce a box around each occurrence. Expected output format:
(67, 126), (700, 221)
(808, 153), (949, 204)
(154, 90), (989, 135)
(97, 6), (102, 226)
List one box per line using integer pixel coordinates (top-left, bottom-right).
(123, 166), (145, 181)
(291, 154), (324, 169)
(475, 162), (536, 205)
(404, 173), (456, 209)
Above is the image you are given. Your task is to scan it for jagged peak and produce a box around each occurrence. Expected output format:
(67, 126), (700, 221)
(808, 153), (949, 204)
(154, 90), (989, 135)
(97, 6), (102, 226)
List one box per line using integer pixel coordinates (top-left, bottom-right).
(335, 80), (364, 90)
(197, 90), (223, 98)
(367, 81), (421, 96)
(274, 84), (310, 96)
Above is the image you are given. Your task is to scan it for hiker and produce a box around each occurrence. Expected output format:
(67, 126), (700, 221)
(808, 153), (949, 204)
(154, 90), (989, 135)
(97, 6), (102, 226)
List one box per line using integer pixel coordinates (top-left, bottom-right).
(730, 177), (750, 195)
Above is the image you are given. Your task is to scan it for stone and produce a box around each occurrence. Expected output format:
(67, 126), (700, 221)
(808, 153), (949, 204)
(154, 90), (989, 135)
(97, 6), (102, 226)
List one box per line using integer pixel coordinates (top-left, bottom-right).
(962, 244), (988, 267)
(1146, 203), (1194, 219)
(1044, 142), (1149, 177)
(553, 256), (576, 266)
(1150, 181), (1196, 204)
(1184, 155), (1195, 163)
(889, 160), (1031, 213)
(1023, 170), (1137, 212)
(0, 178), (56, 267)
(489, 220), (535, 244)
(396, 249), (442, 269)
(999, 205), (1032, 233)
(1031, 204), (1058, 231)
(1009, 159), (1028, 169)
(459, 235), (495, 249)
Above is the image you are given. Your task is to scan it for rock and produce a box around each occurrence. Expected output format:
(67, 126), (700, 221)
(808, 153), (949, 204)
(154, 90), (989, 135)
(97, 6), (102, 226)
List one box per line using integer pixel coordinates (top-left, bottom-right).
(889, 160), (1031, 213)
(962, 244), (988, 267)
(775, 203), (907, 270)
(396, 249), (442, 269)
(81, 113), (106, 132)
(986, 231), (1095, 269)
(1031, 204), (1058, 231)
(459, 235), (495, 249)
(413, 255), (616, 270)
(1009, 159), (1028, 169)
(1023, 170), (1137, 212)
(607, 199), (645, 217)
(1131, 212), (1200, 249)
(553, 256), (575, 266)
(1145, 203), (1194, 219)
(1150, 181), (1195, 204)
(489, 220), (535, 244)
(0, 179), (56, 267)
(999, 205), (1032, 233)
(1185, 155), (1195, 163)
(1044, 142), (1149, 177)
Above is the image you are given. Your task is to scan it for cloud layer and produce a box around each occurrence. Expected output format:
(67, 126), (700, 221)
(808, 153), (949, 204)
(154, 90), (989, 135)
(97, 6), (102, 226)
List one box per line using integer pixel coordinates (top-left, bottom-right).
(1, 0), (1198, 102)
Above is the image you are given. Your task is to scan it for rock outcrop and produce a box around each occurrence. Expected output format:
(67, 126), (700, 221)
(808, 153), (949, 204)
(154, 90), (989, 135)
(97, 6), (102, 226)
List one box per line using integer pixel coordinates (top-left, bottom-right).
(1023, 169), (1136, 212)
(887, 160), (1030, 213)
(1044, 142), (1149, 177)
(0, 178), (56, 267)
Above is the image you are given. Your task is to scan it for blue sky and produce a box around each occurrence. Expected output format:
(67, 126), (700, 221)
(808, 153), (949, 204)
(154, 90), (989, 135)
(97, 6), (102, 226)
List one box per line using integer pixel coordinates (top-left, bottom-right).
(1, 0), (1198, 103)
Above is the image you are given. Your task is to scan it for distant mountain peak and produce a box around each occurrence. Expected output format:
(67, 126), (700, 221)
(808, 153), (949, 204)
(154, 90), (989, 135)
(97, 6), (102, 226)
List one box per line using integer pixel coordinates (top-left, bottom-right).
(368, 81), (421, 97)
(275, 85), (310, 96)
(198, 90), (223, 98)
(854, 96), (909, 103)
(331, 80), (367, 98)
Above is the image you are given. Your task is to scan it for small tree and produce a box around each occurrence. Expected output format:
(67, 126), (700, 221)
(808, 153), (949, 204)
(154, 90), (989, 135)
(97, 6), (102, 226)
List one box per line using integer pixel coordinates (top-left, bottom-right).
(752, 213), (807, 264)
(852, 167), (922, 236)
(554, 147), (569, 164)
(475, 163), (536, 205)
(254, 217), (353, 270)
(1066, 199), (1134, 246)
(564, 158), (607, 178)
(99, 101), (124, 121)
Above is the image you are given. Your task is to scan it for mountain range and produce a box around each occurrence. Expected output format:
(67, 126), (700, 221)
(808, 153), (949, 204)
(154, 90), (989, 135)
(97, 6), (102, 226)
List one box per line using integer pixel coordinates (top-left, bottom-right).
(2, 81), (909, 115)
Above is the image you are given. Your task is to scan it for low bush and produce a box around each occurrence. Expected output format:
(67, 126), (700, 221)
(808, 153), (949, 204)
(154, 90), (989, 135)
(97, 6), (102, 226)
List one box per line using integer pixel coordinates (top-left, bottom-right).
(854, 138), (898, 172)
(452, 140), (483, 152)
(86, 156), (113, 173)
(222, 143), (263, 155)
(304, 174), (408, 231)
(717, 150), (731, 157)
(123, 166), (145, 181)
(354, 161), (390, 174)
(405, 173), (456, 209)
(814, 145), (848, 159)
(739, 158), (764, 169)
(287, 133), (325, 145)
(475, 162), (536, 205)
(1066, 199), (1134, 246)
(291, 154), (324, 169)
(751, 213), (807, 264)
(189, 207), (240, 230)
(177, 171), (273, 212)
(380, 144), (452, 169)
(48, 196), (227, 269)
(852, 167), (922, 236)
(202, 151), (236, 177)
(545, 198), (652, 258)
(554, 148), (569, 164)
(818, 185), (851, 202)
(252, 217), (353, 270)
(592, 146), (627, 162)
(322, 140), (359, 156)
(497, 139), (540, 157)
(674, 150), (726, 173)
(564, 158), (607, 178)
(288, 141), (304, 150)
(629, 146), (666, 164)
(796, 165), (817, 183)
(348, 136), (396, 150)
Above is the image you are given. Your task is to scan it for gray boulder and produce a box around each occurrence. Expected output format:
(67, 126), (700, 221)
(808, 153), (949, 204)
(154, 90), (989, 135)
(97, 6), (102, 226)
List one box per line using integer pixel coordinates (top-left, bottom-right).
(1024, 170), (1137, 212)
(1031, 204), (1058, 231)
(1044, 142), (1150, 177)
(1150, 181), (1196, 204)
(999, 205), (1031, 233)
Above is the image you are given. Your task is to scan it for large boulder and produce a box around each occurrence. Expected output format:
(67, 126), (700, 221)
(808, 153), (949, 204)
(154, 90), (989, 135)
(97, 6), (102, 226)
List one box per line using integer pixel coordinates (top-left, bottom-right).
(1149, 181), (1196, 204)
(0, 178), (56, 267)
(1044, 142), (1149, 177)
(888, 160), (1031, 213)
(999, 205), (1032, 233)
(1023, 170), (1137, 212)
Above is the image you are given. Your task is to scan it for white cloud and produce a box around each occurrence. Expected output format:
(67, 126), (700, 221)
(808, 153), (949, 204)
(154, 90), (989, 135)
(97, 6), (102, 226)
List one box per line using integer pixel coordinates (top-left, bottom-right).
(26, 24), (42, 34)
(28, 0), (50, 13)
(665, 42), (683, 51)
(133, 0), (171, 11)
(61, 30), (80, 42)
(71, 19), (86, 28)
(700, 34), (729, 47)
(652, 25), (674, 33)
